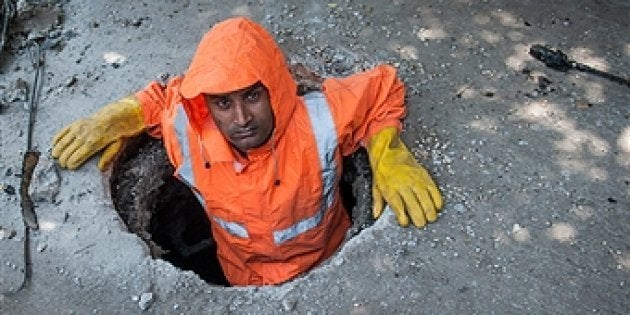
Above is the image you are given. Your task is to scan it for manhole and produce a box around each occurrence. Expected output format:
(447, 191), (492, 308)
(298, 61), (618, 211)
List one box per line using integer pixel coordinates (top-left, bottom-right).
(109, 134), (374, 286)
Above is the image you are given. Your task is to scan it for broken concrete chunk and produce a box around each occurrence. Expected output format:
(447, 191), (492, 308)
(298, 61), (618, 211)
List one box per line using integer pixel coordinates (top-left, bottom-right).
(7, 78), (29, 103)
(103, 51), (126, 68)
(138, 292), (153, 311)
(2, 184), (16, 195)
(0, 226), (17, 240)
(28, 155), (60, 203)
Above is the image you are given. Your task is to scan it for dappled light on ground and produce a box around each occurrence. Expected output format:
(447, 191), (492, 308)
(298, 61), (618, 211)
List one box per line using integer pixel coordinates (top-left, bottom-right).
(395, 45), (419, 61)
(491, 10), (522, 29)
(469, 116), (499, 134)
(415, 8), (448, 41)
(569, 47), (610, 72)
(616, 254), (630, 272)
(416, 27), (447, 41)
(492, 229), (511, 247)
(571, 78), (606, 104)
(479, 30), (501, 45)
(506, 30), (525, 42)
(617, 127), (630, 167)
(371, 255), (395, 273)
(511, 224), (530, 243)
(546, 222), (577, 244)
(231, 4), (252, 17)
(505, 42), (535, 71)
(569, 204), (595, 221)
(515, 100), (613, 181)
(553, 120), (609, 157)
(38, 220), (58, 232)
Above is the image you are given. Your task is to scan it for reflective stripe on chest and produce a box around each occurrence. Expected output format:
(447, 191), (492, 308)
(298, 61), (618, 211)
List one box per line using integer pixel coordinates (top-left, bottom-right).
(169, 92), (337, 245)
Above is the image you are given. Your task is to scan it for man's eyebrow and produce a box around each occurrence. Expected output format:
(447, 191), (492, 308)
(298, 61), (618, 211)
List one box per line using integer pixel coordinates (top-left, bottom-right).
(247, 82), (265, 90)
(206, 94), (229, 100)
(206, 82), (264, 98)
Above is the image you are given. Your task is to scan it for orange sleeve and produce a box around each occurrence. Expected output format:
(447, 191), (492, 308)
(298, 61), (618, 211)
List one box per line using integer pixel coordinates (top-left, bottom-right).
(322, 64), (406, 156)
(134, 76), (184, 138)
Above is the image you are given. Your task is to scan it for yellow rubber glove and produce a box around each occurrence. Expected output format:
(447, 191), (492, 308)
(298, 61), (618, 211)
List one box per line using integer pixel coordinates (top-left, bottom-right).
(366, 127), (443, 227)
(51, 96), (145, 171)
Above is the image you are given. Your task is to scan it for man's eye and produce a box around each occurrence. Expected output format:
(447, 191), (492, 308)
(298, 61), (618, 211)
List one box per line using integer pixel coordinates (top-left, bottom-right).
(214, 99), (230, 109)
(245, 90), (260, 102)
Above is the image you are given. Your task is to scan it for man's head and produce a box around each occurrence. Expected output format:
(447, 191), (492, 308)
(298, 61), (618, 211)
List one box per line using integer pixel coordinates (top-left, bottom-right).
(181, 17), (298, 150)
(204, 82), (274, 153)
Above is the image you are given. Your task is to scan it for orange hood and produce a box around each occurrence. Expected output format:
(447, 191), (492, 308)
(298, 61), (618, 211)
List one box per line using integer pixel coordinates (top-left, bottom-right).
(180, 17), (298, 143)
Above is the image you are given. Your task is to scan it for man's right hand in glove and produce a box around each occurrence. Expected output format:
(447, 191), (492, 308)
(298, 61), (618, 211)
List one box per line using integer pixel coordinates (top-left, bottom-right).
(51, 96), (145, 171)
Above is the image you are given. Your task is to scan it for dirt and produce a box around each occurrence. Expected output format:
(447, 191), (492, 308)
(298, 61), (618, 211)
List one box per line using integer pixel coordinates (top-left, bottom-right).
(1, 0), (629, 314)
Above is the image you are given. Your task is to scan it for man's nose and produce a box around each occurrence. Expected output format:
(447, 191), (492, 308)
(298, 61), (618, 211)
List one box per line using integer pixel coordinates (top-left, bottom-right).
(233, 102), (252, 126)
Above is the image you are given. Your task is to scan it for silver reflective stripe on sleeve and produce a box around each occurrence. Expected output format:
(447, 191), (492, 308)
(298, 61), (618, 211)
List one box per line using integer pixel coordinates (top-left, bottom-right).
(172, 104), (250, 239)
(173, 104), (200, 204)
(213, 216), (250, 239)
(273, 92), (338, 245)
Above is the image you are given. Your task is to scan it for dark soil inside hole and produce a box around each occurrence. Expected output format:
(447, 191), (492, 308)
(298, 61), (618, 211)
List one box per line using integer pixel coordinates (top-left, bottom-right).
(109, 135), (373, 286)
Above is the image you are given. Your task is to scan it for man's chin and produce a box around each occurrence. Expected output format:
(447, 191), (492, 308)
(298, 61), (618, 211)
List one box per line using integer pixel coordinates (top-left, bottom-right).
(230, 132), (271, 153)
(231, 138), (257, 153)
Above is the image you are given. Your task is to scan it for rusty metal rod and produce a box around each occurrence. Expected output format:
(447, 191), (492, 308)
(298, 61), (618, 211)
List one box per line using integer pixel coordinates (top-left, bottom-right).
(529, 44), (630, 88)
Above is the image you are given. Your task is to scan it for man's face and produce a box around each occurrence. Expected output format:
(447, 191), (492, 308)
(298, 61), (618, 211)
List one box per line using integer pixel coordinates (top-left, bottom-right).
(205, 82), (274, 153)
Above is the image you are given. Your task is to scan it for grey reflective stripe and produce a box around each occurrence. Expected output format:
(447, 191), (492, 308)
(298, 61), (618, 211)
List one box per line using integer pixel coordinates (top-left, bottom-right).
(273, 92), (338, 245)
(213, 216), (249, 239)
(173, 105), (199, 203)
(172, 104), (249, 239)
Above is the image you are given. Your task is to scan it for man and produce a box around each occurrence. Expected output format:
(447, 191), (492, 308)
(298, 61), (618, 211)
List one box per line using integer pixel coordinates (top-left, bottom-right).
(51, 17), (443, 286)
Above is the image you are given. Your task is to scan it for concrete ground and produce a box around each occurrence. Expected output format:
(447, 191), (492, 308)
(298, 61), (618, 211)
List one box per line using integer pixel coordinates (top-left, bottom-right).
(1, 0), (628, 314)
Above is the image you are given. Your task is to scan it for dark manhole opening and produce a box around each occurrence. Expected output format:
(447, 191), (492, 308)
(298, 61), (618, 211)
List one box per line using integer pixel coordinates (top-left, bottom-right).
(110, 135), (374, 286)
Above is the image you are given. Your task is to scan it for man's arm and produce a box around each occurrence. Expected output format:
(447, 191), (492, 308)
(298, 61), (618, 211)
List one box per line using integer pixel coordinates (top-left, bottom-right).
(51, 78), (178, 171)
(323, 65), (443, 227)
(322, 64), (406, 156)
(51, 96), (146, 170)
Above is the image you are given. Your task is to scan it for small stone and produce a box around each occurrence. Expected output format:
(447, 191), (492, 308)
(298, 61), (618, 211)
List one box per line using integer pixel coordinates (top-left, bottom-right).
(103, 52), (126, 68)
(0, 226), (17, 240)
(3, 184), (16, 195)
(138, 292), (153, 311)
(332, 257), (344, 266)
(454, 203), (466, 213)
(576, 99), (592, 109)
(282, 298), (297, 311)
(36, 243), (47, 252)
(9, 78), (29, 102)
(512, 223), (522, 233)
(65, 76), (78, 87)
(466, 225), (475, 237)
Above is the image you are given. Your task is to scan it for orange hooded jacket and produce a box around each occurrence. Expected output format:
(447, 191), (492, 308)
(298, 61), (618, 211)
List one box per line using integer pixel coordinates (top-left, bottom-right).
(135, 17), (406, 286)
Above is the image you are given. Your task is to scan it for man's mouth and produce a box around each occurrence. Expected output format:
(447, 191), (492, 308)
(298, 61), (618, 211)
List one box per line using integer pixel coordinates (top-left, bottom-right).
(232, 127), (256, 139)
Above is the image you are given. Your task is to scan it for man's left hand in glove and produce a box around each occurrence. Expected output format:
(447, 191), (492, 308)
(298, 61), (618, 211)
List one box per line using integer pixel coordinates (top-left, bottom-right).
(366, 127), (443, 227)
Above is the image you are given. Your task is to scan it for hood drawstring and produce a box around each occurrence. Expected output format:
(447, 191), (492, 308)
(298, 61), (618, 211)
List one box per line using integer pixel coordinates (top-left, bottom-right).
(272, 134), (280, 186)
(198, 135), (211, 169)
